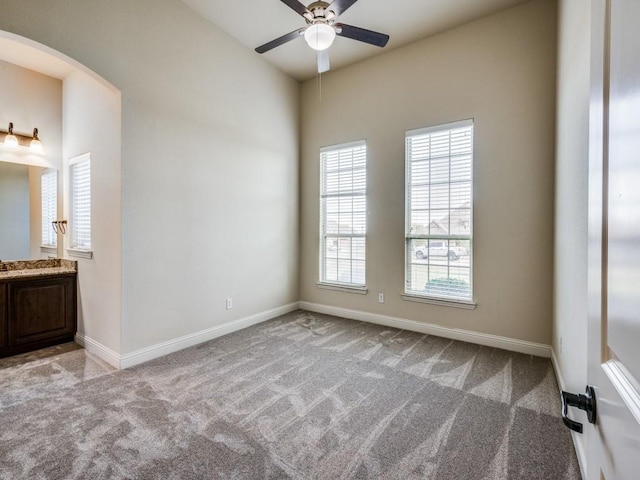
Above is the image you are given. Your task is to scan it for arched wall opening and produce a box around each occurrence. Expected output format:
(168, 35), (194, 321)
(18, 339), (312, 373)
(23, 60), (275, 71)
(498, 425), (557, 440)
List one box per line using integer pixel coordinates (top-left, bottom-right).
(0, 30), (123, 365)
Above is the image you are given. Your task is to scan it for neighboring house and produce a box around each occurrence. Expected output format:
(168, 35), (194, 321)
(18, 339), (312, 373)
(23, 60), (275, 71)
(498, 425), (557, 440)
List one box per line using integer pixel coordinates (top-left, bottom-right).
(420, 201), (471, 237)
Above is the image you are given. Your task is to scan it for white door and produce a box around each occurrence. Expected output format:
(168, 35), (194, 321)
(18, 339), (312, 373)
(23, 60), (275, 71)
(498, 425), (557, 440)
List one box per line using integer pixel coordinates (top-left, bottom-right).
(586, 0), (640, 478)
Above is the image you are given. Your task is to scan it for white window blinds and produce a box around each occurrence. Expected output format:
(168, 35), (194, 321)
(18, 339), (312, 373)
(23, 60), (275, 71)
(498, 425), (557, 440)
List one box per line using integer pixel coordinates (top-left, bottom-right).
(320, 141), (367, 287)
(405, 120), (473, 302)
(41, 169), (57, 246)
(70, 154), (91, 250)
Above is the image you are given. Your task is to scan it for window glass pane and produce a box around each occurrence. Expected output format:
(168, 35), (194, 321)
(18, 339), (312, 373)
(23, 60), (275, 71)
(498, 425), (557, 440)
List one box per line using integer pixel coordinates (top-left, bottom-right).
(430, 157), (450, 184)
(406, 260), (430, 293)
(320, 142), (366, 287)
(325, 213), (339, 234)
(41, 170), (57, 246)
(337, 258), (351, 283)
(411, 160), (430, 184)
(337, 237), (352, 259)
(352, 237), (366, 261)
(410, 210), (429, 234)
(70, 155), (91, 249)
(352, 260), (365, 285)
(352, 213), (366, 234)
(411, 185), (430, 210)
(430, 184), (450, 210)
(405, 121), (473, 301)
(325, 197), (339, 214)
(325, 258), (338, 282)
(429, 210), (450, 236)
(451, 156), (472, 181)
(325, 239), (338, 261)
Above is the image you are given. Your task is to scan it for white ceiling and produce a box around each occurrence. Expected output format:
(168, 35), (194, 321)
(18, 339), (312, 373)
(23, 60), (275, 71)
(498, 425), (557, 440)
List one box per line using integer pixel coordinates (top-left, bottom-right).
(180, 0), (531, 81)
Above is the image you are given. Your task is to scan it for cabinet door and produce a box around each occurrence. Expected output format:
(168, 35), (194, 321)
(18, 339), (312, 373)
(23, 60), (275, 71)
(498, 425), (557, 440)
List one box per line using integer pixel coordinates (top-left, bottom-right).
(8, 275), (76, 346)
(0, 284), (6, 350)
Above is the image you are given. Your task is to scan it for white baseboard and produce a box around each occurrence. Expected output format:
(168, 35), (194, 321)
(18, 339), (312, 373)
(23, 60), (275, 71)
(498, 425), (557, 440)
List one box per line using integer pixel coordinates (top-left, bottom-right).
(119, 302), (300, 369)
(551, 349), (587, 480)
(77, 299), (551, 367)
(74, 332), (121, 369)
(75, 302), (300, 370)
(299, 301), (551, 358)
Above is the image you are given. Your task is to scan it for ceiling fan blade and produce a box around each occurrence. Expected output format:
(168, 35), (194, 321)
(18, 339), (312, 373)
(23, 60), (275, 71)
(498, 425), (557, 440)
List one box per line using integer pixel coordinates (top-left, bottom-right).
(255, 28), (305, 54)
(335, 23), (389, 47)
(317, 49), (330, 73)
(280, 0), (311, 17)
(328, 0), (359, 17)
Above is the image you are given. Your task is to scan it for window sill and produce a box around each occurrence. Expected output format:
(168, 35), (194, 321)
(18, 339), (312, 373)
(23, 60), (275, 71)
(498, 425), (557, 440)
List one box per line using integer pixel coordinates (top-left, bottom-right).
(39, 245), (57, 255)
(317, 282), (368, 295)
(67, 248), (93, 260)
(402, 294), (476, 310)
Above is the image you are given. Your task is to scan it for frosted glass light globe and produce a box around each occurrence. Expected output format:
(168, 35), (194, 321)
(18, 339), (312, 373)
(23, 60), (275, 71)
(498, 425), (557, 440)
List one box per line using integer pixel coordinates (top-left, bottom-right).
(4, 134), (18, 148)
(304, 24), (336, 51)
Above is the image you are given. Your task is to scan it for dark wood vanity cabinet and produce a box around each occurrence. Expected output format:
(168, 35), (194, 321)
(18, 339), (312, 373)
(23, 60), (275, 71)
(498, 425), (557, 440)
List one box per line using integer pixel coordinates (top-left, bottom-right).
(0, 273), (77, 358)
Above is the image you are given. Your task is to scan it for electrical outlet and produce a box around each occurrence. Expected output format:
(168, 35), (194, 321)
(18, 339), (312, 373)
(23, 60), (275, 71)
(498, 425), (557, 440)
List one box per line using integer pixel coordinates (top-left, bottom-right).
(378, 293), (384, 303)
(226, 298), (233, 310)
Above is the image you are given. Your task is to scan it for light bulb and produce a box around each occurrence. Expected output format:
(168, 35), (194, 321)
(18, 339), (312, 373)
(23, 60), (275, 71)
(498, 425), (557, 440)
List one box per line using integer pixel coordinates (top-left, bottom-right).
(30, 128), (43, 154)
(4, 123), (18, 148)
(304, 24), (336, 51)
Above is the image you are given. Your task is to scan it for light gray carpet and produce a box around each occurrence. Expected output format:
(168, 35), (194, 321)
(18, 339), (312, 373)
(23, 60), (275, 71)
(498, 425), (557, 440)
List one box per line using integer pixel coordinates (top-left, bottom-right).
(0, 310), (580, 479)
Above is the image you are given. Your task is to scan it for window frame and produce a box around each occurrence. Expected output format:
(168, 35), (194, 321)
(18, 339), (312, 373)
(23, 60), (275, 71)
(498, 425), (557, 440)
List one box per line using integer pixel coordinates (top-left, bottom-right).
(68, 153), (92, 257)
(318, 139), (367, 291)
(404, 119), (475, 307)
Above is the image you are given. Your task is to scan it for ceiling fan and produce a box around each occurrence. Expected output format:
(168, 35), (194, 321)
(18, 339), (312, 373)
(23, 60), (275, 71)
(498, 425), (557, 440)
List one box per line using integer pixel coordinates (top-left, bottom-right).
(255, 0), (390, 74)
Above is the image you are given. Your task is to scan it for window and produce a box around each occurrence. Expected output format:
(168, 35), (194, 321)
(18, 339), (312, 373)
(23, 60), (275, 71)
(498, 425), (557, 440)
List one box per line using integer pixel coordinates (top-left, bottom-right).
(405, 120), (473, 303)
(41, 169), (57, 246)
(69, 153), (91, 251)
(319, 141), (367, 288)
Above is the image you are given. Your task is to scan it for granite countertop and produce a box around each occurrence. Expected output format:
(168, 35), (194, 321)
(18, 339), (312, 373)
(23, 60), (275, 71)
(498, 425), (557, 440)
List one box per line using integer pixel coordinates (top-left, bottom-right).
(0, 259), (77, 280)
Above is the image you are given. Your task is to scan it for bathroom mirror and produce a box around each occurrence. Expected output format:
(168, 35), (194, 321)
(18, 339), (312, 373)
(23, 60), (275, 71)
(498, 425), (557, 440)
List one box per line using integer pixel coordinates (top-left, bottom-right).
(0, 160), (58, 260)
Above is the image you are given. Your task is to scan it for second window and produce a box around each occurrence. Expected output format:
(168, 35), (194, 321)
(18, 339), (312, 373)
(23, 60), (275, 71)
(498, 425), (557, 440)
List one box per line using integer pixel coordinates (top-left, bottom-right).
(319, 140), (367, 287)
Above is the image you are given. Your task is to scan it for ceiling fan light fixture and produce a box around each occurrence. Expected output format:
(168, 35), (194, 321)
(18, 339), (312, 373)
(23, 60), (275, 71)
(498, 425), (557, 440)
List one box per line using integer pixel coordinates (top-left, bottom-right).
(304, 23), (335, 51)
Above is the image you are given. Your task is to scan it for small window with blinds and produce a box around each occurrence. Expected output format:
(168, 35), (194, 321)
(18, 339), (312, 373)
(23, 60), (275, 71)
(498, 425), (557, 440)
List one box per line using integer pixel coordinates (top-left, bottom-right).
(405, 120), (473, 304)
(69, 153), (91, 251)
(319, 140), (367, 288)
(41, 169), (57, 246)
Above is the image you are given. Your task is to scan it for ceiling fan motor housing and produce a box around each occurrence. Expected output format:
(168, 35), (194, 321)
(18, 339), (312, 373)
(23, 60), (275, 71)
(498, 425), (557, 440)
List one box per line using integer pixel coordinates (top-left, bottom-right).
(305, 1), (336, 25)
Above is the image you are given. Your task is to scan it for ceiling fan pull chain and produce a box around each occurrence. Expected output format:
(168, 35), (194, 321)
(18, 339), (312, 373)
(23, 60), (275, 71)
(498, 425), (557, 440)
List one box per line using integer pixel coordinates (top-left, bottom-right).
(317, 68), (322, 102)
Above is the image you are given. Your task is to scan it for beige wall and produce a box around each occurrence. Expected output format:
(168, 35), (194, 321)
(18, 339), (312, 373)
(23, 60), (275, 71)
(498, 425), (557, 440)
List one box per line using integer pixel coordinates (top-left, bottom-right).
(300, 0), (557, 345)
(554, 0), (590, 470)
(0, 0), (300, 357)
(0, 59), (63, 172)
(62, 70), (123, 357)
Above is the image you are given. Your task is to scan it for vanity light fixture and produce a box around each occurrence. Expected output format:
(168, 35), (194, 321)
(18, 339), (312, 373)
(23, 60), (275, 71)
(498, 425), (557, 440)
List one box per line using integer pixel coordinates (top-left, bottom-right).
(4, 123), (19, 148)
(0, 123), (44, 154)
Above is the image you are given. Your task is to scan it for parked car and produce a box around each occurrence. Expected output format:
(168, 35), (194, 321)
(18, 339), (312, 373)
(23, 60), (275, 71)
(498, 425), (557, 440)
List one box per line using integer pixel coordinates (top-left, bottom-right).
(415, 241), (466, 260)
